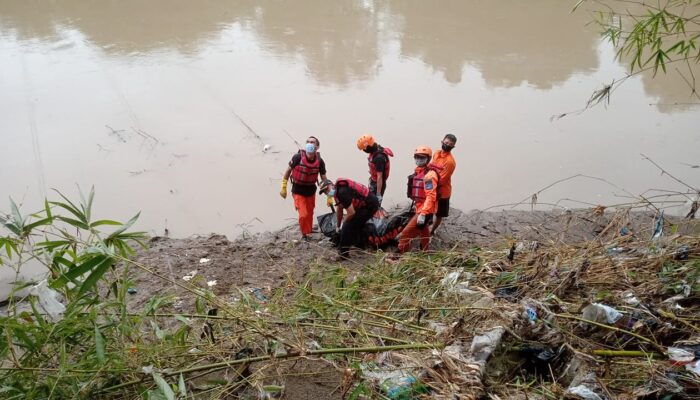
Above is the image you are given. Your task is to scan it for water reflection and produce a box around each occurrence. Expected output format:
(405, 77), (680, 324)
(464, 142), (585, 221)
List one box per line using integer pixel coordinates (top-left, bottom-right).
(389, 0), (599, 88)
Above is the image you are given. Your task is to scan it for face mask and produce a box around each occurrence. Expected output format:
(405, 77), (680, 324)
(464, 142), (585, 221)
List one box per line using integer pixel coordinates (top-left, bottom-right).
(441, 143), (454, 152)
(327, 189), (336, 197)
(363, 148), (373, 154)
(305, 143), (316, 153)
(415, 157), (428, 167)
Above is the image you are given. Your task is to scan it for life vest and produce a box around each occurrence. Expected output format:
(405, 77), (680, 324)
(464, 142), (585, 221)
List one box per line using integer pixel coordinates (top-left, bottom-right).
(368, 147), (394, 182)
(407, 164), (442, 202)
(334, 178), (370, 209)
(290, 150), (321, 185)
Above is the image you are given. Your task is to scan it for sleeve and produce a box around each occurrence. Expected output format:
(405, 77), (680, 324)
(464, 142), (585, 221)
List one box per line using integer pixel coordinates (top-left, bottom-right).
(373, 153), (387, 173)
(336, 187), (353, 209)
(288, 153), (301, 168)
(319, 157), (327, 175)
(418, 171), (439, 215)
(445, 156), (456, 177)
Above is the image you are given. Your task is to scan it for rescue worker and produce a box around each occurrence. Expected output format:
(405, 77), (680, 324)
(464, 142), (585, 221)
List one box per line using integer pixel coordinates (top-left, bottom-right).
(398, 146), (440, 253)
(430, 134), (457, 235)
(319, 178), (379, 260)
(280, 136), (331, 240)
(356, 134), (393, 206)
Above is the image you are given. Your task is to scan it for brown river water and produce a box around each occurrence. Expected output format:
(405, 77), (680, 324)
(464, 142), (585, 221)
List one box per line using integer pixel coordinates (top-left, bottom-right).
(1, 0), (699, 243)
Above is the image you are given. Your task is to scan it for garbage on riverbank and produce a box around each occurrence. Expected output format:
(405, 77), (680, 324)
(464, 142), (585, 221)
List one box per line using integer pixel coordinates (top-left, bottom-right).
(2, 195), (700, 398)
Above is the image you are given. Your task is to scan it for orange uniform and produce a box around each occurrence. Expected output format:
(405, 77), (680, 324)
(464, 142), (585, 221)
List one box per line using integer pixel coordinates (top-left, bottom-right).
(398, 167), (439, 252)
(431, 150), (456, 199)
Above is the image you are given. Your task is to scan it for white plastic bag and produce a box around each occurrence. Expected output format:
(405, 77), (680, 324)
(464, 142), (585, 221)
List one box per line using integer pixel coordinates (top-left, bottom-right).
(28, 279), (66, 322)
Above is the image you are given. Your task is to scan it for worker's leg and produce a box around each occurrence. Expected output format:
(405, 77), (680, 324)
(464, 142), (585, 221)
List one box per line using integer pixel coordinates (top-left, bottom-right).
(431, 198), (450, 235)
(398, 215), (420, 253)
(293, 194), (314, 237)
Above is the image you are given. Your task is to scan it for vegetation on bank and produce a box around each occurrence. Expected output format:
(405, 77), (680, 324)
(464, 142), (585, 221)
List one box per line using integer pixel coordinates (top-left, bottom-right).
(2, 189), (700, 399)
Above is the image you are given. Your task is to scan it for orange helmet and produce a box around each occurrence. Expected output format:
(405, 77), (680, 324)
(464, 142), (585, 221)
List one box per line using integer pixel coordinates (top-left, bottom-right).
(356, 134), (375, 151)
(414, 145), (432, 158)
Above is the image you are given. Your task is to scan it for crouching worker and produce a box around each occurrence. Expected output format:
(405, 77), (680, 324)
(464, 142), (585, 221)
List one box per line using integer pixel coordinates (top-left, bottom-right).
(398, 146), (440, 253)
(319, 178), (379, 260)
(280, 136), (330, 240)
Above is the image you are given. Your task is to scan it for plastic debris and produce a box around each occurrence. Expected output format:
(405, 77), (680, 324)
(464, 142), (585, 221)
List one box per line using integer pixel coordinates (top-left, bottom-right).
(206, 280), (217, 287)
(182, 270), (198, 281)
(199, 258), (210, 264)
(668, 347), (695, 364)
(622, 292), (640, 306)
(686, 359), (700, 376)
(470, 326), (505, 362)
(651, 210), (664, 239)
(606, 246), (625, 255)
(127, 287), (137, 295)
(525, 306), (537, 324)
(263, 144), (272, 152)
(567, 385), (603, 400)
(620, 227), (630, 236)
(251, 288), (268, 301)
(28, 280), (66, 322)
(673, 245), (690, 260)
(581, 303), (623, 325)
(381, 375), (425, 399)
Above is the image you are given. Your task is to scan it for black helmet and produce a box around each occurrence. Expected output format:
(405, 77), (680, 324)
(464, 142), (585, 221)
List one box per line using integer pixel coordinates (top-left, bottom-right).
(318, 179), (333, 195)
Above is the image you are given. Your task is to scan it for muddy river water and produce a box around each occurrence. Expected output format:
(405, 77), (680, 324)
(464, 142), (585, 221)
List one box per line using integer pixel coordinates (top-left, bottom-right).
(1, 0), (699, 242)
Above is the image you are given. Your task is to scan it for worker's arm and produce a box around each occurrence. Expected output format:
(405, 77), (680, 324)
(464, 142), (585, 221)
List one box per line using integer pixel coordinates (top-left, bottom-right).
(376, 171), (384, 197)
(344, 204), (356, 223)
(283, 166), (292, 181)
(336, 204), (344, 229)
(419, 172), (439, 215)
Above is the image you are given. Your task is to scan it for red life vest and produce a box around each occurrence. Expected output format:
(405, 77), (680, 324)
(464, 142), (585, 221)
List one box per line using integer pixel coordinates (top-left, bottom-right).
(407, 164), (442, 202)
(334, 178), (370, 209)
(368, 147), (394, 182)
(290, 151), (321, 185)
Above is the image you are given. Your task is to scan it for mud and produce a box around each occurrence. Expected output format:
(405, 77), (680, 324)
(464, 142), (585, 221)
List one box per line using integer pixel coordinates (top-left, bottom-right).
(127, 207), (661, 313)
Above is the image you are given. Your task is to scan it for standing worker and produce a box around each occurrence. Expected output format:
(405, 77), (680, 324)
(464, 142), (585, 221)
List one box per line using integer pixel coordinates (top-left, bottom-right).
(398, 146), (440, 253)
(430, 134), (457, 235)
(356, 134), (393, 206)
(280, 136), (331, 240)
(319, 178), (379, 260)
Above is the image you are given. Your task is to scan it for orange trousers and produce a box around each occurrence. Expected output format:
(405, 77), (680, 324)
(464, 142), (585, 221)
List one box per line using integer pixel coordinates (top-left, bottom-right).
(293, 193), (316, 236)
(398, 214), (430, 253)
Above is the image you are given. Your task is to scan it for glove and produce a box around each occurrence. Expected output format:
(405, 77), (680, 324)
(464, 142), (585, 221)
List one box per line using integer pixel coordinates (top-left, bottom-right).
(327, 196), (334, 207)
(336, 226), (341, 234)
(416, 214), (426, 227)
(280, 179), (288, 199)
(376, 195), (383, 206)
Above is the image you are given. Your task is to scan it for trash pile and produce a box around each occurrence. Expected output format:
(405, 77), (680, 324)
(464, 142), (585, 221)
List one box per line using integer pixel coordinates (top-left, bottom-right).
(6, 208), (700, 399)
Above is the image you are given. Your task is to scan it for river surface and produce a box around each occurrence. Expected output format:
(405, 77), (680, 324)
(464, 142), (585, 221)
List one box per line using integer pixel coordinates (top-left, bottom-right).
(1, 0), (699, 243)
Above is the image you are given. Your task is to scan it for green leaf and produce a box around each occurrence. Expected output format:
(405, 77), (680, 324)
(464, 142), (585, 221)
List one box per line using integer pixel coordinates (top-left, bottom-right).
(178, 374), (187, 398)
(49, 201), (86, 223)
(23, 217), (53, 234)
(37, 240), (72, 251)
(76, 256), (114, 295)
(56, 216), (90, 230)
(44, 199), (52, 219)
(152, 373), (176, 400)
(9, 198), (24, 230)
(95, 325), (105, 363)
(90, 220), (122, 228)
(108, 212), (141, 239)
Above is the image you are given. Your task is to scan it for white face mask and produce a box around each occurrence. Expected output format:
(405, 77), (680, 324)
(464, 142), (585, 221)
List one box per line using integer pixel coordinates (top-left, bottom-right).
(415, 157), (428, 167)
(305, 143), (316, 153)
(327, 188), (336, 197)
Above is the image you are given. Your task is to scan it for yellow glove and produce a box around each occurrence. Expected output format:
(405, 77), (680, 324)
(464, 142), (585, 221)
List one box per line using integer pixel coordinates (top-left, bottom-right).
(280, 179), (288, 199)
(326, 196), (334, 207)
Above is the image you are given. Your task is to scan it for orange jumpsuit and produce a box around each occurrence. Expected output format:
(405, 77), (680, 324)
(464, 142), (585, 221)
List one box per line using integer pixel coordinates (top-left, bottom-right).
(398, 168), (439, 252)
(431, 150), (456, 199)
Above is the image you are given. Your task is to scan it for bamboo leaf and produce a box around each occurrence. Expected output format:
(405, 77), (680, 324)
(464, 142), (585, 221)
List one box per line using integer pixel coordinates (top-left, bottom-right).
(108, 212), (141, 239)
(23, 217), (53, 234)
(178, 374), (187, 398)
(90, 220), (122, 228)
(9, 198), (24, 230)
(44, 198), (52, 219)
(50, 201), (87, 224)
(78, 256), (114, 296)
(56, 216), (90, 230)
(95, 325), (105, 363)
(152, 373), (176, 400)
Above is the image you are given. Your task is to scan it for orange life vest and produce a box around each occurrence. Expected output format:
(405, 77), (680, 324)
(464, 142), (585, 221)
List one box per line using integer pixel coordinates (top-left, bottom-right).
(368, 147), (394, 182)
(290, 151), (320, 185)
(407, 164), (442, 202)
(334, 178), (370, 209)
